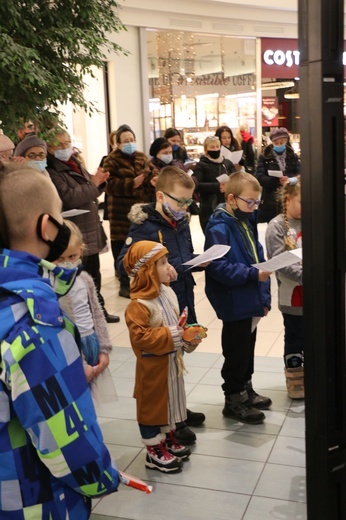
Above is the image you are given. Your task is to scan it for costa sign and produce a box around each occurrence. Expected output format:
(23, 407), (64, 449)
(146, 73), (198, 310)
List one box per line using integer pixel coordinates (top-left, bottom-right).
(263, 49), (346, 68)
(261, 38), (299, 78)
(263, 49), (300, 68)
(262, 38), (346, 78)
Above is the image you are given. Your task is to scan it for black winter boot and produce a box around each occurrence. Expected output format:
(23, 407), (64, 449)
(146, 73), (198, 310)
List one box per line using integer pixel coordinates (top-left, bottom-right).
(245, 380), (272, 410)
(119, 274), (130, 298)
(223, 390), (265, 424)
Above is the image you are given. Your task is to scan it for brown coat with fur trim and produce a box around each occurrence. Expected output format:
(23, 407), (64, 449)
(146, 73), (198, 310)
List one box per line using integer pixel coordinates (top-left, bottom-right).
(104, 149), (154, 241)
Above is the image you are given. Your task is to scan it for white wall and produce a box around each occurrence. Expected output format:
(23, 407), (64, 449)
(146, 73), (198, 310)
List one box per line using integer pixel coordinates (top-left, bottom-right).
(107, 26), (146, 152)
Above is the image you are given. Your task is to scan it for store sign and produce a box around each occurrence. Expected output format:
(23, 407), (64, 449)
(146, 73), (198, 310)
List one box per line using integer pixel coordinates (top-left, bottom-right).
(262, 38), (299, 78)
(263, 49), (300, 68)
(262, 37), (346, 78)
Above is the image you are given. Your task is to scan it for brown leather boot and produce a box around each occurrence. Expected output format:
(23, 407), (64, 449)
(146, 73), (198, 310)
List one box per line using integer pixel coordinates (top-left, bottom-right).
(284, 367), (304, 399)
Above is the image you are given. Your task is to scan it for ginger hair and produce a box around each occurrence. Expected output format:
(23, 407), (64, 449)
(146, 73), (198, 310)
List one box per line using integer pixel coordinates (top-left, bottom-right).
(278, 176), (301, 250)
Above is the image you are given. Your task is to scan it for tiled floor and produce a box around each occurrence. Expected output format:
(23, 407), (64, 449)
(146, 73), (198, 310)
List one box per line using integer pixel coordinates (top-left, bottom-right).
(91, 217), (306, 520)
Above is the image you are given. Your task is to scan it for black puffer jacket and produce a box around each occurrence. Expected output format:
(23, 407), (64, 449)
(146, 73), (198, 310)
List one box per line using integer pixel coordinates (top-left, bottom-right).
(193, 155), (236, 231)
(47, 154), (107, 256)
(256, 145), (300, 223)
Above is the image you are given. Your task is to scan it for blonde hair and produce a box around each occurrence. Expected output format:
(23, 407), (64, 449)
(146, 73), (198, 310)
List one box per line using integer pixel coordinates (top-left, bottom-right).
(225, 171), (261, 198)
(63, 219), (86, 255)
(0, 166), (60, 246)
(203, 136), (220, 150)
(279, 176), (301, 250)
(46, 127), (69, 147)
(155, 166), (194, 192)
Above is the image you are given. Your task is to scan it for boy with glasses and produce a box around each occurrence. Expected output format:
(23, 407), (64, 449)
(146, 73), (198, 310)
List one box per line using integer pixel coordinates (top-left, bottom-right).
(204, 172), (272, 424)
(117, 166), (206, 444)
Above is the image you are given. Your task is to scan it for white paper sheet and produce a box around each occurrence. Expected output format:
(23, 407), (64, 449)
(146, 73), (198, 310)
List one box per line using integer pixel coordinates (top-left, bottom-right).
(186, 169), (194, 176)
(182, 244), (230, 268)
(216, 173), (230, 183)
(252, 248), (302, 271)
(221, 146), (243, 164)
(251, 317), (261, 333)
(61, 209), (90, 217)
(268, 170), (283, 178)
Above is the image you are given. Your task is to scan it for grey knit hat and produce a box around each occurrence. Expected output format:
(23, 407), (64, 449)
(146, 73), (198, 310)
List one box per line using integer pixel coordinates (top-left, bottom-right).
(269, 127), (290, 142)
(14, 134), (47, 157)
(0, 134), (15, 153)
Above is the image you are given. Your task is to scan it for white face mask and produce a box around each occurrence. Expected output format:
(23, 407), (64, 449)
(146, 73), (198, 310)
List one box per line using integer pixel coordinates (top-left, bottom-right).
(54, 147), (73, 162)
(160, 153), (173, 164)
(57, 259), (82, 269)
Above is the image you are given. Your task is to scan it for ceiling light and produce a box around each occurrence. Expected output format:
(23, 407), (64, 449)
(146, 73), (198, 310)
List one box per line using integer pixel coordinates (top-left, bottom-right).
(261, 81), (294, 90)
(284, 86), (300, 99)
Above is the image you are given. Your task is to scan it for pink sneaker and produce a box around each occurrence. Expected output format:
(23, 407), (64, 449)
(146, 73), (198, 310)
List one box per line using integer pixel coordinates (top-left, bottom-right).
(165, 430), (191, 460)
(145, 441), (183, 473)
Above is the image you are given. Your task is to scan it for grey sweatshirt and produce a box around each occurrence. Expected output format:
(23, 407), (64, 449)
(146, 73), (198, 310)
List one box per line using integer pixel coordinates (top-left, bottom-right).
(265, 214), (303, 316)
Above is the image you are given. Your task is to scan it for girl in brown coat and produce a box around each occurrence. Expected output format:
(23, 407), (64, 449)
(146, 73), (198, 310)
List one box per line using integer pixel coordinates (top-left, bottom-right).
(124, 241), (197, 473)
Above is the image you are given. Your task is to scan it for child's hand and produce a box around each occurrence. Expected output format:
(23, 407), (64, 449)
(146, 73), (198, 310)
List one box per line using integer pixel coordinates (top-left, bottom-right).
(93, 353), (109, 377)
(258, 270), (271, 282)
(264, 307), (270, 316)
(168, 265), (178, 281)
(84, 364), (95, 382)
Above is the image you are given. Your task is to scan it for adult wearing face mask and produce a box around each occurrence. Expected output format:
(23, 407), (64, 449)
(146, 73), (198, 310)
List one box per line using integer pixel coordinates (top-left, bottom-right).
(149, 137), (187, 174)
(192, 136), (236, 233)
(256, 127), (300, 223)
(164, 127), (190, 164)
(13, 134), (50, 176)
(103, 126), (154, 298)
(46, 127), (120, 324)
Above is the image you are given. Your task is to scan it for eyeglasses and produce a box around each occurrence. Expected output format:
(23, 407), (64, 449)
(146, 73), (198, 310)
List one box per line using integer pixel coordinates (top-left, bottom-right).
(235, 196), (261, 209)
(26, 152), (47, 160)
(163, 192), (193, 207)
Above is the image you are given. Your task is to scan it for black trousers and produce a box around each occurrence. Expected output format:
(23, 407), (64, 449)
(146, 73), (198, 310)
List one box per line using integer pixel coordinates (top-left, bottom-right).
(282, 313), (303, 359)
(221, 318), (256, 396)
(111, 239), (125, 272)
(82, 253), (105, 311)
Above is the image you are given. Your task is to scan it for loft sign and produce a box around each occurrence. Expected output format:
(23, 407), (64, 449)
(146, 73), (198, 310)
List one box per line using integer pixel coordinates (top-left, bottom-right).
(264, 49), (346, 67)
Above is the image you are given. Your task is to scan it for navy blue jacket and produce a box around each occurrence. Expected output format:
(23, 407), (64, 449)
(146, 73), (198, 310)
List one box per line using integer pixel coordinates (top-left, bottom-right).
(117, 203), (198, 323)
(204, 204), (271, 322)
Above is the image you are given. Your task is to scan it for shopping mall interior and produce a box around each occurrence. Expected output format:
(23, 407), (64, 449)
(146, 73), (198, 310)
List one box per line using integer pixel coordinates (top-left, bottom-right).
(53, 1), (344, 518)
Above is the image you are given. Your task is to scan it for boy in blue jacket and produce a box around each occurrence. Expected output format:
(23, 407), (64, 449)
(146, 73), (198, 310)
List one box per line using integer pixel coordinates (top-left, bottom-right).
(117, 166), (206, 443)
(204, 172), (272, 424)
(0, 164), (119, 519)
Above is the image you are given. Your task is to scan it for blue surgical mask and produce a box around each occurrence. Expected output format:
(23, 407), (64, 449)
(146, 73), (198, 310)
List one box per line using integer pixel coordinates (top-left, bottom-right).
(54, 147), (72, 162)
(172, 144), (179, 151)
(273, 144), (286, 153)
(122, 142), (136, 155)
(160, 153), (173, 164)
(162, 199), (187, 221)
(28, 159), (47, 172)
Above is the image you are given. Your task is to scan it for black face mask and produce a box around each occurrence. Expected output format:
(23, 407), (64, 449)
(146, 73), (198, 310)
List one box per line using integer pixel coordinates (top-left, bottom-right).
(36, 214), (71, 262)
(233, 207), (251, 221)
(208, 149), (221, 159)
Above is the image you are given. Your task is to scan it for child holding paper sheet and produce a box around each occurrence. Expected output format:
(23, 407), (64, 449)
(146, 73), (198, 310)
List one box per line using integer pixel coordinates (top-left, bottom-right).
(256, 127), (300, 223)
(265, 176), (304, 399)
(193, 136), (236, 232)
(123, 241), (207, 473)
(117, 166), (208, 444)
(205, 172), (272, 425)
